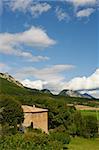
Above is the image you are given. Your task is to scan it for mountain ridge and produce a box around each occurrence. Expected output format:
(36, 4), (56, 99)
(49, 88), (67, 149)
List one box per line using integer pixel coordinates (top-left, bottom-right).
(0, 72), (24, 88)
(0, 72), (94, 99)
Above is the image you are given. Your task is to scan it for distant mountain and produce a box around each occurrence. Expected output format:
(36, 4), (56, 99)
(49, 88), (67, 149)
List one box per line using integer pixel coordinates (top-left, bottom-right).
(41, 89), (52, 95)
(1, 73), (98, 108)
(0, 72), (23, 88)
(24, 87), (41, 93)
(59, 89), (94, 99)
(82, 93), (94, 99)
(59, 89), (83, 98)
(0, 72), (95, 100)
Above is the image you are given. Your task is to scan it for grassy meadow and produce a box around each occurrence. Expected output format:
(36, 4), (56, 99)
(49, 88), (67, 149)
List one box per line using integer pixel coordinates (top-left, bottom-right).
(68, 137), (99, 150)
(80, 110), (99, 120)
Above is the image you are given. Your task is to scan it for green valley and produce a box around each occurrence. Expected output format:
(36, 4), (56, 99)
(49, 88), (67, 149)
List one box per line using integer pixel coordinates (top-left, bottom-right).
(0, 76), (99, 150)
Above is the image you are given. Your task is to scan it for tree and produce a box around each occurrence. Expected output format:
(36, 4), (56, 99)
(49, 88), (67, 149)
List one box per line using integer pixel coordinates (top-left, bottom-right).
(70, 111), (98, 138)
(84, 115), (98, 138)
(73, 111), (85, 136)
(0, 98), (24, 133)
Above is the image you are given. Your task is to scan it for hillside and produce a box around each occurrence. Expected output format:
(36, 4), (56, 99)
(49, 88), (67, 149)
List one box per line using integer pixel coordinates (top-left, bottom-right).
(0, 76), (99, 108)
(0, 75), (99, 149)
(0, 72), (95, 98)
(0, 73), (23, 87)
(0, 77), (33, 96)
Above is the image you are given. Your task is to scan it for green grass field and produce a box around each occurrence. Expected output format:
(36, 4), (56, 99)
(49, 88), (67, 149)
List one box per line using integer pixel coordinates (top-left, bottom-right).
(80, 110), (99, 120)
(68, 137), (99, 150)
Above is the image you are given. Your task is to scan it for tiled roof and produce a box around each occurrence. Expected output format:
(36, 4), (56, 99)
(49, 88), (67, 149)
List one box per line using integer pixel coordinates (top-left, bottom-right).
(22, 105), (48, 113)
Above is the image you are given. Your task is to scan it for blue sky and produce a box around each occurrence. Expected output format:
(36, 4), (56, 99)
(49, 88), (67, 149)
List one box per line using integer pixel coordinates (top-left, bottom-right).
(0, 0), (99, 97)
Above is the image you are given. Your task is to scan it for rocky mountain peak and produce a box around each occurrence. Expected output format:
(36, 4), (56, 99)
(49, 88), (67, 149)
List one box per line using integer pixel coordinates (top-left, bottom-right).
(59, 89), (93, 99)
(0, 72), (23, 88)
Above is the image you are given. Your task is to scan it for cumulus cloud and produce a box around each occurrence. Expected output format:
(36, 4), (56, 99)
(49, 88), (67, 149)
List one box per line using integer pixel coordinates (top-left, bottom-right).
(65, 0), (98, 20)
(15, 64), (74, 92)
(21, 79), (62, 93)
(16, 68), (99, 98)
(87, 90), (99, 98)
(6, 0), (51, 17)
(3, 0), (98, 21)
(63, 68), (99, 91)
(15, 64), (74, 82)
(76, 8), (95, 17)
(0, 26), (56, 62)
(66, 0), (97, 7)
(21, 79), (47, 90)
(55, 7), (70, 21)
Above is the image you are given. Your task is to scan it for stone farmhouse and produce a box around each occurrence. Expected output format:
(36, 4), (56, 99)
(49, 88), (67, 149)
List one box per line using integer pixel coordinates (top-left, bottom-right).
(22, 105), (48, 133)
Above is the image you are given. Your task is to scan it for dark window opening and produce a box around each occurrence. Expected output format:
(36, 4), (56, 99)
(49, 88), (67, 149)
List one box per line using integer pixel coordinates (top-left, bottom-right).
(31, 122), (33, 128)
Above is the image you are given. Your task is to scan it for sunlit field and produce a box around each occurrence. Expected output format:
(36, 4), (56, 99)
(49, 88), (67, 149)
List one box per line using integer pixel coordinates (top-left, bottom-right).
(80, 110), (99, 119)
(68, 137), (99, 150)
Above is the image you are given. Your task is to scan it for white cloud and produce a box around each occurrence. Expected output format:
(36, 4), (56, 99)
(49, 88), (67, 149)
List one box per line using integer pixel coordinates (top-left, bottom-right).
(15, 64), (75, 82)
(30, 2), (51, 18)
(21, 79), (64, 94)
(55, 7), (70, 21)
(87, 90), (99, 98)
(14, 51), (49, 62)
(0, 26), (56, 62)
(9, 0), (32, 12)
(3, 0), (98, 21)
(76, 8), (95, 17)
(16, 68), (99, 98)
(15, 64), (74, 92)
(7, 0), (51, 17)
(66, 0), (97, 7)
(16, 26), (56, 48)
(65, 0), (97, 20)
(21, 79), (47, 90)
(63, 68), (99, 91)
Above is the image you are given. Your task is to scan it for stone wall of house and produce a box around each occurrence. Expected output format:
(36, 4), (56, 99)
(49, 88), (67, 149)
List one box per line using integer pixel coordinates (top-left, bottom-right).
(23, 111), (48, 133)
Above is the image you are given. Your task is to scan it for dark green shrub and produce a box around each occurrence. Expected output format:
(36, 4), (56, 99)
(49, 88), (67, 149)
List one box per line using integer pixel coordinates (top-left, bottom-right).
(49, 131), (71, 144)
